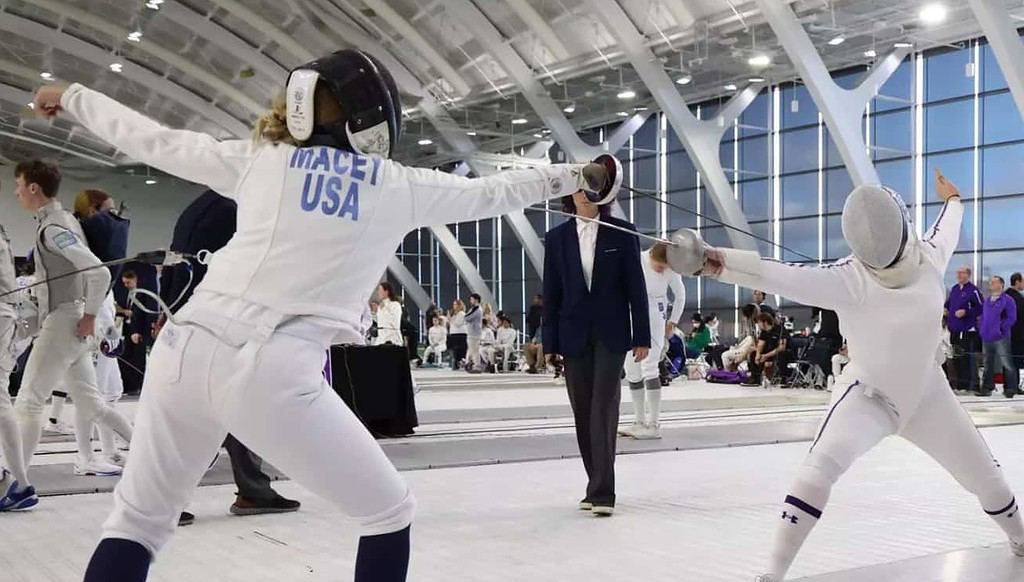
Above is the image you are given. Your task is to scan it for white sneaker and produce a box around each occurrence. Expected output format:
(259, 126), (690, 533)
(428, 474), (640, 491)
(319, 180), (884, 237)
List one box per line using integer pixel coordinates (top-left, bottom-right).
(632, 423), (662, 440)
(1011, 539), (1024, 557)
(591, 505), (614, 516)
(43, 420), (75, 436)
(74, 458), (123, 477)
(618, 422), (643, 437)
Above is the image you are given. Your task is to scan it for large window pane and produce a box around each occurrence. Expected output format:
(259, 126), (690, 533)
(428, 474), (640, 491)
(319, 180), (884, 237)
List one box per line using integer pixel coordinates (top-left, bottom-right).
(877, 159), (914, 199)
(668, 148), (697, 193)
(741, 179), (772, 222)
(825, 168), (853, 214)
(982, 196), (1024, 249)
(782, 127), (818, 173)
(925, 99), (974, 152)
(740, 91), (771, 138)
(739, 135), (770, 177)
(825, 215), (851, 260)
(925, 151), (974, 199)
(782, 85), (819, 128)
(872, 109), (912, 160)
(875, 59), (913, 112)
(981, 250), (1022, 284)
(982, 92), (1024, 144)
(982, 143), (1024, 198)
(926, 47), (974, 102)
(702, 278), (735, 310)
(982, 43), (1008, 93)
(782, 173), (818, 217)
(750, 221), (775, 258)
(668, 189), (699, 230)
(781, 217), (818, 262)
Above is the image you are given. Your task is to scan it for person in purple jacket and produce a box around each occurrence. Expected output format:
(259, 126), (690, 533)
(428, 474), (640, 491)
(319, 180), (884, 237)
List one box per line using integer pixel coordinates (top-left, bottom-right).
(945, 265), (984, 391)
(979, 275), (1019, 397)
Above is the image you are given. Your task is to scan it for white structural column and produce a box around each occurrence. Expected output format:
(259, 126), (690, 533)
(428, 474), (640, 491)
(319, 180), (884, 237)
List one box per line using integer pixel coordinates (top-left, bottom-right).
(967, 0), (1024, 119)
(754, 0), (911, 186)
(588, 0), (760, 250)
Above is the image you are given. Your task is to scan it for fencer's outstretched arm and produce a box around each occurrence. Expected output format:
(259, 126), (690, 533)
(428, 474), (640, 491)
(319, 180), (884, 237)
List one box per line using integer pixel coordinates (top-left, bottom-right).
(390, 163), (588, 228)
(707, 249), (866, 312)
(921, 171), (965, 270)
(56, 84), (253, 199)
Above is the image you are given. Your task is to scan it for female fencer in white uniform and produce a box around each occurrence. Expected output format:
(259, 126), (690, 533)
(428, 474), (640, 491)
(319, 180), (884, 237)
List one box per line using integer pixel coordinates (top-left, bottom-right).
(697, 171), (1024, 581)
(32, 49), (613, 582)
(620, 242), (685, 440)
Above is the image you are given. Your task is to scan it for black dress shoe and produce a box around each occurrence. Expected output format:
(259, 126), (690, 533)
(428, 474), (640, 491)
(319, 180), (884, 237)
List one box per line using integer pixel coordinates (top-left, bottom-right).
(178, 511), (195, 527)
(230, 494), (301, 516)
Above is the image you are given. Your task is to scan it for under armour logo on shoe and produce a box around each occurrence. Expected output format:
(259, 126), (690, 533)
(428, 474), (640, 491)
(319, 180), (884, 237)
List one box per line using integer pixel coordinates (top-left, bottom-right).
(781, 511), (798, 524)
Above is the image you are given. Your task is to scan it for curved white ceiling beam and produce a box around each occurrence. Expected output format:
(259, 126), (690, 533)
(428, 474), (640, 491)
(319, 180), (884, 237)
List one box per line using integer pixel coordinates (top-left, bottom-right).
(661, 0), (696, 30)
(33, 0), (264, 117)
(504, 0), (571, 61)
(158, 1), (288, 85)
(360, 0), (472, 96)
(208, 0), (317, 61)
(0, 11), (250, 138)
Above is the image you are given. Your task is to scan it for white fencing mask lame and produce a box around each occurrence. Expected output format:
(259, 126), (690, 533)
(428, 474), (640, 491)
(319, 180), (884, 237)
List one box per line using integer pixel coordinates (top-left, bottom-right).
(841, 185), (921, 288)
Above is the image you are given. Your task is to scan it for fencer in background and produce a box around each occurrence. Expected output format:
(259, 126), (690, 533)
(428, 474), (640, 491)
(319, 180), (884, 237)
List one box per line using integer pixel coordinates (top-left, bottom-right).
(479, 322), (496, 372)
(373, 282), (403, 346)
(34, 46), (612, 582)
(0, 217), (32, 511)
(464, 293), (483, 373)
(620, 242), (685, 440)
(421, 316), (447, 367)
(698, 170), (1024, 581)
(12, 160), (134, 494)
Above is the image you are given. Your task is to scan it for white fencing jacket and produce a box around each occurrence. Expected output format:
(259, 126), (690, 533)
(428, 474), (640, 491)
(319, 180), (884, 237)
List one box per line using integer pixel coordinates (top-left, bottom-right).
(640, 249), (686, 325)
(716, 198), (963, 426)
(62, 84), (587, 343)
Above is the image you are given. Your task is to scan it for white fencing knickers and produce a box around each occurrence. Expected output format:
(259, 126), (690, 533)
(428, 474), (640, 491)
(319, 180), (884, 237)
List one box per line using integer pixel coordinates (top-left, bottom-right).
(624, 300), (667, 383)
(768, 365), (1021, 578)
(103, 315), (415, 557)
(0, 307), (28, 486)
(14, 303), (133, 466)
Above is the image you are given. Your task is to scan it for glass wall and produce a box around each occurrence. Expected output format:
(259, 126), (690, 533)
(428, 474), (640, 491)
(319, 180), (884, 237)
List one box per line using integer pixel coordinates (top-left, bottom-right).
(393, 35), (1024, 341)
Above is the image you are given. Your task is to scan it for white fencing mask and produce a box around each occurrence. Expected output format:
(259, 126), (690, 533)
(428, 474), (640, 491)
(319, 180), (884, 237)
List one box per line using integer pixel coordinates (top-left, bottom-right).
(841, 185), (921, 288)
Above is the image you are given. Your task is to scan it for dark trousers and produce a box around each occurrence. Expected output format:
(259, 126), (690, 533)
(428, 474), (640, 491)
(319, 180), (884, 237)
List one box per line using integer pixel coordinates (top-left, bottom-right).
(563, 339), (626, 507)
(449, 334), (467, 370)
(705, 345), (728, 369)
(981, 338), (1020, 396)
(951, 330), (980, 391)
(224, 434), (276, 501)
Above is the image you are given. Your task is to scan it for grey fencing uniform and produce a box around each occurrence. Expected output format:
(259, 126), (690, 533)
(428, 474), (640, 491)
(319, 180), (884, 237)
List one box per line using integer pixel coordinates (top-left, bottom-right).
(0, 223), (29, 486)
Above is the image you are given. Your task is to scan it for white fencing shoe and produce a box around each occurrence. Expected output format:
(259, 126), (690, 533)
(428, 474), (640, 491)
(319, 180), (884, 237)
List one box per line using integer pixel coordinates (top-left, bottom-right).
(74, 458), (123, 477)
(632, 423), (662, 440)
(43, 420), (75, 436)
(618, 422), (643, 438)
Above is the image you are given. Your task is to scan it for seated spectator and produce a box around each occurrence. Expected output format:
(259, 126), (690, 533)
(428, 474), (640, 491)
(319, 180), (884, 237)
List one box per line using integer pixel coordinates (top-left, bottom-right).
(723, 304), (760, 371)
(684, 312), (711, 359)
(479, 323), (497, 372)
(422, 316), (447, 367)
(744, 313), (789, 386)
(495, 317), (518, 372)
(704, 313), (730, 368)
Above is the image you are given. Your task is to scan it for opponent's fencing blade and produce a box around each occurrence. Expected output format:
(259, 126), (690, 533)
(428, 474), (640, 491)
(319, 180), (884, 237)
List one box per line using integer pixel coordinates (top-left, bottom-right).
(583, 153), (623, 206)
(665, 228), (706, 275)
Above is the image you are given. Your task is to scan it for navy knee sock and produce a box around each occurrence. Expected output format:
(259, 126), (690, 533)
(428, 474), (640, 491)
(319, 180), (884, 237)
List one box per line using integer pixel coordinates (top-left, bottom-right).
(84, 538), (151, 582)
(354, 526), (411, 582)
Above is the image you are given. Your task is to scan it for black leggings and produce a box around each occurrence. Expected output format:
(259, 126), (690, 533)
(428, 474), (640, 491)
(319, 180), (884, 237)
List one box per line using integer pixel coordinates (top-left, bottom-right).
(449, 334), (468, 369)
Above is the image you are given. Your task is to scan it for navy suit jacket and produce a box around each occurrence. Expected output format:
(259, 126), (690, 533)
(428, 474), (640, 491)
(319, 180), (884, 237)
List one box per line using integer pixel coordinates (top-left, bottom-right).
(542, 215), (650, 358)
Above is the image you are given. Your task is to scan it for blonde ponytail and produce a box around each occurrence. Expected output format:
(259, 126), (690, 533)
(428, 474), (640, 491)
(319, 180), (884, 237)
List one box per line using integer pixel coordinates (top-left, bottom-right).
(252, 94), (297, 146)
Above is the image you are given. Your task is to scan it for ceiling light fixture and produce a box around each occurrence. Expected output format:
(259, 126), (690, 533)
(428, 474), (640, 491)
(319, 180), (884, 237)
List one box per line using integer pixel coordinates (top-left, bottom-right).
(828, 36), (846, 46)
(894, 41), (914, 48)
(40, 72), (54, 81)
(532, 133), (543, 138)
(511, 118), (528, 125)
(616, 89), (636, 99)
(145, 1), (161, 8)
(417, 138), (433, 146)
(676, 75), (692, 85)
(127, 31), (143, 42)
(864, 49), (877, 58)
(616, 111), (629, 117)
(145, 179), (157, 185)
(748, 77), (765, 83)
(723, 83), (738, 91)
(920, 3), (948, 26)
(748, 54), (771, 67)
(466, 130), (477, 136)
(109, 63), (123, 73)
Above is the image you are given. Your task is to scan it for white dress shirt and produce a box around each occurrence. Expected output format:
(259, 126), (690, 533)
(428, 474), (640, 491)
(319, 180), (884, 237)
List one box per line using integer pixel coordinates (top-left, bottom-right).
(576, 218), (598, 290)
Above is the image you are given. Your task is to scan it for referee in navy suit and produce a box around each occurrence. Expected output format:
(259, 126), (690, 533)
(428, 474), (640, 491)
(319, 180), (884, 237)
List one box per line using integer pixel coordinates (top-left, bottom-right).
(542, 191), (650, 515)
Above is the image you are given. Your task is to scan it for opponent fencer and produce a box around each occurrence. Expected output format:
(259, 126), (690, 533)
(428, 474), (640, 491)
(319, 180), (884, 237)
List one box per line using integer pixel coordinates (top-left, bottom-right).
(422, 315), (447, 367)
(11, 160), (134, 495)
(620, 242), (685, 440)
(690, 170), (1024, 581)
(0, 219), (33, 511)
(32, 48), (617, 582)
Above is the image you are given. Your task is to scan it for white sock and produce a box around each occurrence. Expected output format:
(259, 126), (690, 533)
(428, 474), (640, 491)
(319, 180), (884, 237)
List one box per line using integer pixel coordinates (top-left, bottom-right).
(99, 403), (118, 459)
(0, 407), (28, 487)
(984, 497), (1024, 542)
(644, 378), (662, 425)
(768, 465), (834, 579)
(16, 409), (43, 472)
(628, 382), (645, 424)
(49, 392), (67, 423)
